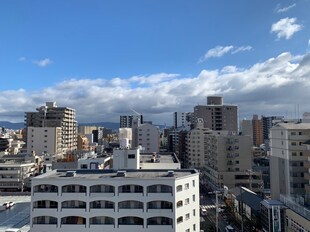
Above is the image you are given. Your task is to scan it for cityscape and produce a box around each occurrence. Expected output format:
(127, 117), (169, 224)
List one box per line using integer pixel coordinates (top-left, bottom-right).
(1, 1), (310, 232)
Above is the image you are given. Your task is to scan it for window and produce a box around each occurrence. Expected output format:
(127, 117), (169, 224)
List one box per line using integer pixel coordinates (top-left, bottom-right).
(177, 200), (183, 208)
(291, 142), (296, 146)
(192, 180), (195, 187)
(192, 195), (195, 202)
(185, 198), (190, 205)
(193, 224), (196, 231)
(44, 135), (47, 137)
(185, 183), (189, 190)
(80, 164), (87, 169)
(185, 213), (190, 220)
(185, 229), (190, 232)
(177, 216), (183, 224)
(128, 154), (135, 159)
(193, 209), (196, 216)
(176, 185), (182, 192)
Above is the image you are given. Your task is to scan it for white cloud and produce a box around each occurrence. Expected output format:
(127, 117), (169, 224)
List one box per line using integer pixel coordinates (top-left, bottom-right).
(199, 45), (252, 62)
(231, 46), (252, 54)
(1, 52), (310, 124)
(276, 3), (296, 13)
(199, 46), (234, 62)
(271, 17), (303, 40)
(33, 58), (52, 67)
(18, 57), (26, 62)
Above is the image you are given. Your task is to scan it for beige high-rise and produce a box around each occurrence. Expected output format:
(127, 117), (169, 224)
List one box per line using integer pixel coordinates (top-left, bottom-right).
(25, 102), (77, 155)
(194, 96), (238, 132)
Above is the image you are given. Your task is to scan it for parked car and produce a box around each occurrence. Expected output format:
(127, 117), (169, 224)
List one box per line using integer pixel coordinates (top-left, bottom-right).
(8, 202), (15, 207)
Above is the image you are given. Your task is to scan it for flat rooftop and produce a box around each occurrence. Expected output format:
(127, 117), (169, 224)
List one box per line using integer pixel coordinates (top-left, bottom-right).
(35, 169), (198, 180)
(140, 152), (179, 164)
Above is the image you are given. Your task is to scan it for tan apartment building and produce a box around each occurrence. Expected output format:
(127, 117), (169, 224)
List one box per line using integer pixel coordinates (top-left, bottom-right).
(194, 96), (238, 132)
(25, 102), (77, 155)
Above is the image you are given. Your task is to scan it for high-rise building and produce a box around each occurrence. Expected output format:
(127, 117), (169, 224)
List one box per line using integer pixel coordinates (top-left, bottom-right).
(262, 116), (284, 142)
(270, 122), (310, 230)
(30, 169), (200, 232)
(120, 115), (143, 128)
(194, 96), (238, 132)
(187, 118), (263, 192)
(173, 112), (192, 130)
(25, 102), (77, 155)
(252, 115), (263, 147)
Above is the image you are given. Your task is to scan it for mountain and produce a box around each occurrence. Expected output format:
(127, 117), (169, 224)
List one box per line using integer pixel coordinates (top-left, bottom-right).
(0, 121), (25, 130)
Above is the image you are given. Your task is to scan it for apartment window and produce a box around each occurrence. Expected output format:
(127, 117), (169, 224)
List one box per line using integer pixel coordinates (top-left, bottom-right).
(176, 185), (182, 192)
(177, 216), (183, 224)
(193, 209), (196, 216)
(185, 229), (190, 232)
(128, 154), (135, 159)
(291, 132), (296, 135)
(185, 198), (190, 205)
(292, 152), (297, 156)
(291, 142), (296, 146)
(192, 180), (195, 187)
(44, 130), (48, 132)
(192, 194), (195, 202)
(185, 213), (190, 220)
(177, 200), (183, 208)
(193, 224), (196, 231)
(235, 168), (239, 171)
(300, 152), (303, 156)
(44, 135), (47, 137)
(185, 183), (189, 190)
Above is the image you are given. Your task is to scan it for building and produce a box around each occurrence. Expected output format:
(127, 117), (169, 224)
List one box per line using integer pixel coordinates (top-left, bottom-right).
(25, 102), (77, 155)
(0, 154), (40, 191)
(137, 123), (160, 153)
(77, 134), (89, 151)
(78, 126), (97, 135)
(112, 148), (181, 170)
(260, 200), (286, 232)
(194, 96), (238, 132)
(173, 112), (192, 130)
(120, 115), (143, 128)
(270, 123), (309, 201)
(252, 115), (263, 147)
(270, 122), (310, 231)
(27, 127), (62, 156)
(262, 116), (284, 149)
(30, 169), (200, 232)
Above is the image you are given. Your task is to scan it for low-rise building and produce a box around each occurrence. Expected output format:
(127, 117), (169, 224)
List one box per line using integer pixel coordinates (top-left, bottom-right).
(30, 169), (200, 232)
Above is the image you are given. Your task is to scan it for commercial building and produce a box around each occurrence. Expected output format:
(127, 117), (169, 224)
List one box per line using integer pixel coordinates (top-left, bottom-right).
(25, 102), (77, 155)
(194, 96), (238, 132)
(30, 169), (200, 232)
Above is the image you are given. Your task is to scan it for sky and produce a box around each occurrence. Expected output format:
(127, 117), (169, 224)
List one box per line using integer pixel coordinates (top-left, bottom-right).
(0, 0), (310, 125)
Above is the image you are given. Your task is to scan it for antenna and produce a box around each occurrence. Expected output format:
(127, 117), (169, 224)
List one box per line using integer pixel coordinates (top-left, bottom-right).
(130, 108), (141, 116)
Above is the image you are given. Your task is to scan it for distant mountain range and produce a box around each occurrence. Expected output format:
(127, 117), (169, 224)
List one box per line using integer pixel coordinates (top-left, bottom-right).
(0, 121), (166, 131)
(0, 121), (25, 130)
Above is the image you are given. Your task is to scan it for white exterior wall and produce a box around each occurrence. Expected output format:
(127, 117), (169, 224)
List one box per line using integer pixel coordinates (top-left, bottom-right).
(27, 127), (62, 156)
(138, 124), (159, 153)
(30, 170), (199, 232)
(113, 149), (140, 169)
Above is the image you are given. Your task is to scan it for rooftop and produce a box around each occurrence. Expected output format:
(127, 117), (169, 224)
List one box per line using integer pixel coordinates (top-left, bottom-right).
(275, 122), (310, 130)
(140, 152), (179, 164)
(34, 169), (198, 180)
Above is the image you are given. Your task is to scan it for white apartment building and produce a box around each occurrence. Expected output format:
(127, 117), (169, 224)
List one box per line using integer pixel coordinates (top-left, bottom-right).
(0, 154), (38, 191)
(30, 169), (200, 232)
(270, 122), (310, 231)
(137, 123), (160, 153)
(27, 127), (62, 157)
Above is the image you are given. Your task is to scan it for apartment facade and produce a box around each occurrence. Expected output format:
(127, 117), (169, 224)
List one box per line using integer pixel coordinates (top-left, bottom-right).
(137, 123), (160, 153)
(25, 102), (77, 155)
(27, 127), (62, 156)
(193, 96), (238, 132)
(270, 122), (310, 231)
(30, 169), (200, 232)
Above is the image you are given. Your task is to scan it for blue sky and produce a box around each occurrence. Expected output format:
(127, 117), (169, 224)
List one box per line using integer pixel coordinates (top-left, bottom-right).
(0, 0), (310, 124)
